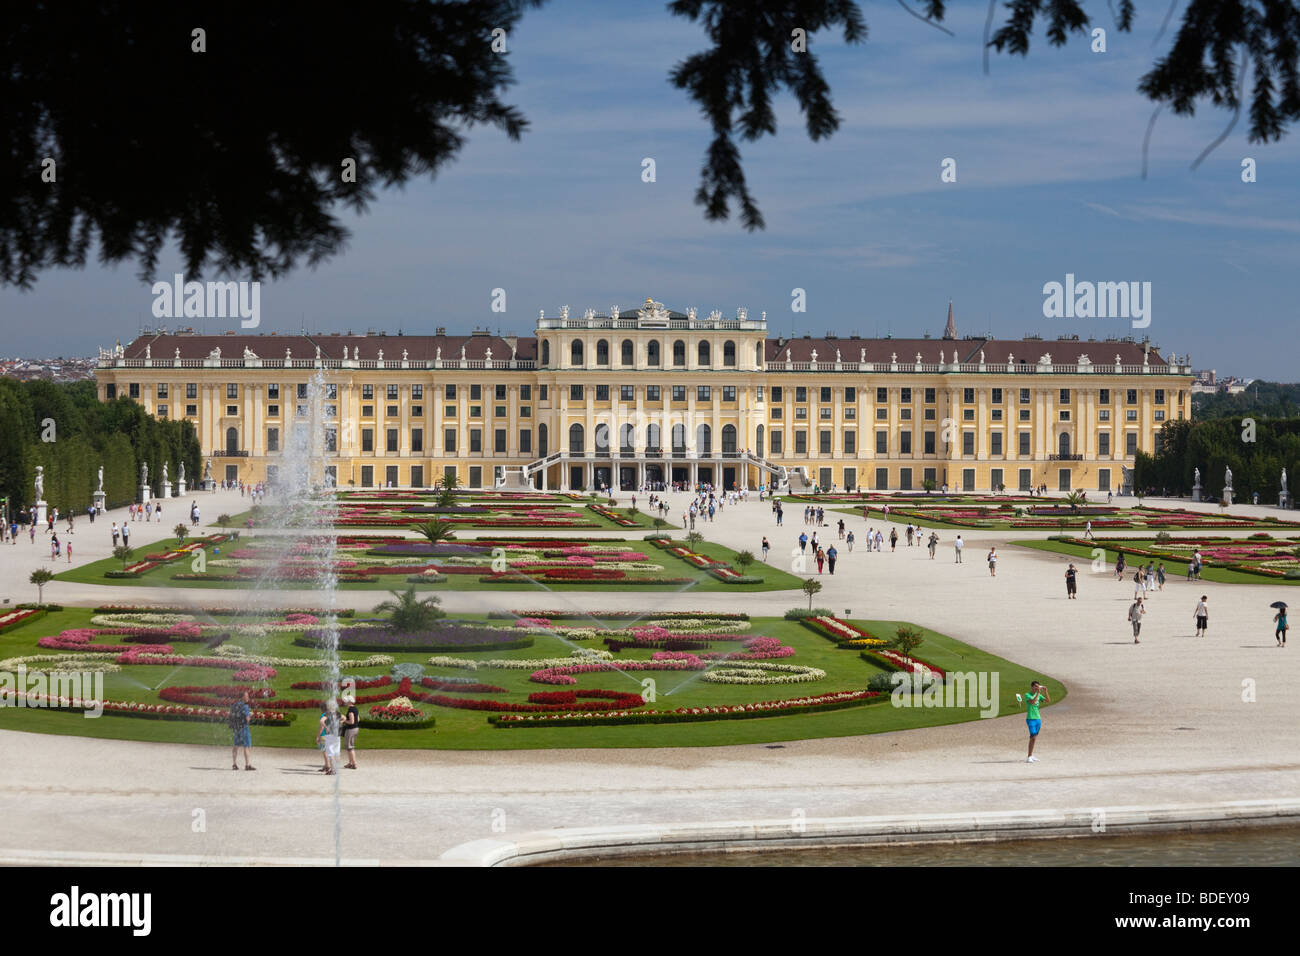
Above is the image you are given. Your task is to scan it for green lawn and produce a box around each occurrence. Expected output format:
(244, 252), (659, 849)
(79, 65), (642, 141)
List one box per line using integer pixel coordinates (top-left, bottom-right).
(1010, 538), (1300, 586)
(55, 536), (806, 592)
(0, 609), (1064, 750)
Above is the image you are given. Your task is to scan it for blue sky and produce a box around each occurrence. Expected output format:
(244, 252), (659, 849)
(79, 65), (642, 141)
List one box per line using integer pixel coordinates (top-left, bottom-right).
(4, 0), (1298, 379)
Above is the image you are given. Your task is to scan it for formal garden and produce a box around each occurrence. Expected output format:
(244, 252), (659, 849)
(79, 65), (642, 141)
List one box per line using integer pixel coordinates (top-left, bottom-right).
(55, 528), (804, 591)
(0, 599), (1061, 749)
(218, 489), (658, 532)
(1016, 532), (1300, 584)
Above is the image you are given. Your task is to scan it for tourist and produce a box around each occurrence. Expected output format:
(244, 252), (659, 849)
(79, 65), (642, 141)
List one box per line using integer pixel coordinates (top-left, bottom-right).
(29, 523), (35, 544)
(111, 522), (119, 547)
(1157, 564), (1166, 591)
(145, 501), (152, 521)
(229, 690), (255, 770)
(1084, 520), (1094, 541)
(120, 523), (130, 547)
(776, 505), (783, 526)
(1145, 562), (1156, 594)
(66, 541), (71, 564)
(889, 528), (898, 551)
(866, 527), (874, 552)
(928, 531), (938, 559)
(87, 504), (96, 524)
(798, 531), (808, 554)
(846, 530), (855, 552)
(815, 547), (825, 574)
(761, 536), (770, 562)
(318, 700), (341, 775)
(1065, 563), (1078, 599)
(1275, 606), (1289, 647)
(827, 544), (838, 575)
(155, 501), (162, 523)
(342, 695), (359, 769)
(837, 519), (845, 540)
(1133, 570), (1145, 600)
(954, 534), (964, 563)
(9, 520), (16, 545)
(987, 547), (997, 577)
(1022, 680), (1050, 762)
(810, 532), (819, 554)
(50, 534), (59, 561)
(875, 529), (883, 552)
(1115, 552), (1126, 580)
(1193, 595), (1209, 637)
(66, 513), (74, 534)
(1128, 597), (1145, 643)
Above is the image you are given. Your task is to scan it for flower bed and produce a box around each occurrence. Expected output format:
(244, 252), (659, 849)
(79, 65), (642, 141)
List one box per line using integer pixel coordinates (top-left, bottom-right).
(297, 624), (534, 653)
(0, 608), (46, 633)
(800, 616), (886, 648)
(18, 692), (293, 725)
(860, 647), (947, 680)
(362, 703), (436, 729)
(490, 689), (885, 727)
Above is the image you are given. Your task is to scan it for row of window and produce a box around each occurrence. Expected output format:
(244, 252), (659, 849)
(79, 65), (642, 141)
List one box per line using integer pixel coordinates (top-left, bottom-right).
(757, 430), (1139, 457)
(547, 339), (753, 368)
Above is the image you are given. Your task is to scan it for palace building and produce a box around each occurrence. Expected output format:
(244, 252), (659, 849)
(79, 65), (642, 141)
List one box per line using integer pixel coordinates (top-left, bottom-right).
(94, 298), (1194, 494)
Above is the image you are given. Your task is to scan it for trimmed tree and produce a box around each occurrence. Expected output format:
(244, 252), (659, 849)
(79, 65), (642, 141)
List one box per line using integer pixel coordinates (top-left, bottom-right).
(174, 522), (188, 544)
(112, 545), (134, 570)
(29, 567), (54, 605)
(802, 577), (823, 609)
(734, 550), (755, 574)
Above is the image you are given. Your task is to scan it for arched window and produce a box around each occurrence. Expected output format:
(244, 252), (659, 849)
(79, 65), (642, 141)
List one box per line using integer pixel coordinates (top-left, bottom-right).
(226, 427), (239, 454)
(755, 342), (764, 368)
(723, 340), (736, 367)
(722, 424), (737, 454)
(647, 340), (661, 366)
(672, 340), (686, 366)
(698, 341), (710, 366)
(1059, 432), (1071, 457)
(569, 423), (584, 454)
(755, 424), (764, 458)
(621, 339), (634, 366)
(570, 339), (584, 367)
(647, 423), (661, 451)
(540, 340), (550, 367)
(619, 424), (634, 453)
(697, 424), (712, 455)
(595, 423), (610, 454)
(539, 423), (548, 456)
(671, 423), (686, 453)
(595, 339), (610, 365)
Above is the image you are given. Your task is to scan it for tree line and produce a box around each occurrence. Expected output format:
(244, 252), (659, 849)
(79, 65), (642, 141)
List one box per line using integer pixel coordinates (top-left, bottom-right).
(1136, 417), (1300, 502)
(1192, 382), (1300, 420)
(0, 379), (200, 520)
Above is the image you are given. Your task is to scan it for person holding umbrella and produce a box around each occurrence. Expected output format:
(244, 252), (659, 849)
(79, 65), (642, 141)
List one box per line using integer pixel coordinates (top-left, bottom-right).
(1273, 602), (1289, 647)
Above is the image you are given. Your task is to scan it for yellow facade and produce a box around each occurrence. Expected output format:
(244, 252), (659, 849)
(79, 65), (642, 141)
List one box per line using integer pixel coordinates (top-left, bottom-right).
(95, 301), (1193, 494)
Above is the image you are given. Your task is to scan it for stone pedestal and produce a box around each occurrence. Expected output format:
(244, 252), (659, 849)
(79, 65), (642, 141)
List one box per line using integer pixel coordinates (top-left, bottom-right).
(141, 484), (152, 504)
(203, 479), (215, 491)
(36, 501), (47, 526)
(1223, 487), (1234, 507)
(177, 479), (186, 496)
(1192, 481), (1202, 502)
(92, 491), (106, 514)
(162, 482), (172, 499)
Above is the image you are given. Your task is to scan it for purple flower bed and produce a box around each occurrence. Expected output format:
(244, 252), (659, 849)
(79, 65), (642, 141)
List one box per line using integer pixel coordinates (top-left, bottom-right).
(299, 623), (534, 652)
(369, 541), (490, 557)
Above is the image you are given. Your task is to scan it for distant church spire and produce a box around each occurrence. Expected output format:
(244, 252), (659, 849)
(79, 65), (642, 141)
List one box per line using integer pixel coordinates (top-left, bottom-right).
(942, 299), (957, 340)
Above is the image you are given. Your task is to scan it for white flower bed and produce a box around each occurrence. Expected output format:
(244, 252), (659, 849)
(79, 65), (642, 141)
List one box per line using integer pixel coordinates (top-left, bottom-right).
(89, 613), (197, 628)
(0, 653), (122, 673)
(698, 662), (826, 685)
(642, 617), (752, 633)
(211, 645), (393, 669)
(426, 648), (613, 671)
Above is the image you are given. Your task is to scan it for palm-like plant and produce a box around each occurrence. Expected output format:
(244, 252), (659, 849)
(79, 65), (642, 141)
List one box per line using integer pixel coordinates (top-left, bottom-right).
(373, 585), (445, 632)
(437, 472), (459, 507)
(415, 518), (457, 549)
(113, 545), (134, 569)
(174, 522), (188, 544)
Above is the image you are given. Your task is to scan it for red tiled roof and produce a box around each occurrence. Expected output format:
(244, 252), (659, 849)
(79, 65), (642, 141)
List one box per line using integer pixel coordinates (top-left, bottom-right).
(122, 333), (538, 362)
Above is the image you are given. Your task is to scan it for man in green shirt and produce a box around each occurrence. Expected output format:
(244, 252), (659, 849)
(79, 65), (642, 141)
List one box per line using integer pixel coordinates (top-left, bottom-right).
(1019, 680), (1050, 762)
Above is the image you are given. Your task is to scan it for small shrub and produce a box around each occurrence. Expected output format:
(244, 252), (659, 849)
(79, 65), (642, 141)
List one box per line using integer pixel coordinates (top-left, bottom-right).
(867, 671), (900, 693)
(1154, 531), (1172, 542)
(783, 607), (833, 620)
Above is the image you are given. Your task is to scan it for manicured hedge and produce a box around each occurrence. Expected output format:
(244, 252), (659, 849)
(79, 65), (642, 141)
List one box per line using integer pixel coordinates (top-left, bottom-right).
(358, 717), (437, 730)
(489, 694), (885, 728)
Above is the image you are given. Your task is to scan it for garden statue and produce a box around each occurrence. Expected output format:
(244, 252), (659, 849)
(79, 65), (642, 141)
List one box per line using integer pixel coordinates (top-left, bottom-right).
(96, 466), (104, 493)
(141, 462), (149, 486)
(34, 465), (44, 501)
(203, 459), (212, 482)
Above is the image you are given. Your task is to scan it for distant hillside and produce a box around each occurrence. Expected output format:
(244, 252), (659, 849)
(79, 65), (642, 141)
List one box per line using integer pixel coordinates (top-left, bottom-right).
(1193, 382), (1300, 420)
